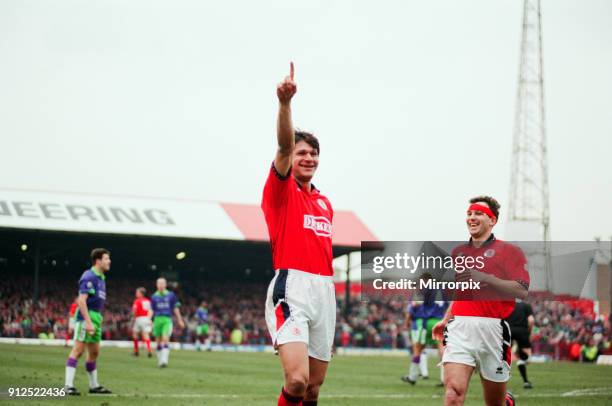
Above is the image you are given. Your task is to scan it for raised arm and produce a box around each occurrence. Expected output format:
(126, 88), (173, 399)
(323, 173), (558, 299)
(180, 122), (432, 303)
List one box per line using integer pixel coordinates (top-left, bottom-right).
(275, 62), (297, 177)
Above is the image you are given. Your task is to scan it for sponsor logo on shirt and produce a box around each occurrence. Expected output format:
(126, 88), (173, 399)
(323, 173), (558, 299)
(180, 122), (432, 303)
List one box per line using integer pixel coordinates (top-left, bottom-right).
(303, 215), (332, 237)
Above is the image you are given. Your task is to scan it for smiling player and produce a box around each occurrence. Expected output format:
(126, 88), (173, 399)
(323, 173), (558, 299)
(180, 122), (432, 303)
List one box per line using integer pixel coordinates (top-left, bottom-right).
(263, 62), (336, 406)
(433, 196), (530, 406)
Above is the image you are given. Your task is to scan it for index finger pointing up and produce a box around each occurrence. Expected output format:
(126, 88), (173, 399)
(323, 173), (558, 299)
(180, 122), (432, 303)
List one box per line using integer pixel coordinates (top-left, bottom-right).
(290, 61), (294, 81)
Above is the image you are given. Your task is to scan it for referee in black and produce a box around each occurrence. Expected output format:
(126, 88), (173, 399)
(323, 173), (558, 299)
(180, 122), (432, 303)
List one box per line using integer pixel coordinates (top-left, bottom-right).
(506, 299), (535, 389)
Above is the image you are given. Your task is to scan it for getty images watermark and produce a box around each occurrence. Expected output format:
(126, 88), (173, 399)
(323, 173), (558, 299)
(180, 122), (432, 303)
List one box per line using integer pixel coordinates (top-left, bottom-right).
(370, 252), (486, 291)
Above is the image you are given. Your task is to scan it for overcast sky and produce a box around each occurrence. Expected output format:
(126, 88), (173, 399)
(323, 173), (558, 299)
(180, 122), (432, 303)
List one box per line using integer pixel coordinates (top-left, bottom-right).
(1, 0), (610, 242)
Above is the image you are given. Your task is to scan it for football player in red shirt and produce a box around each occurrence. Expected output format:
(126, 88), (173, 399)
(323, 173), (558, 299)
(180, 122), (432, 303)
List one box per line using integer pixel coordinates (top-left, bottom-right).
(65, 299), (78, 347)
(263, 63), (335, 406)
(131, 287), (153, 357)
(433, 196), (529, 406)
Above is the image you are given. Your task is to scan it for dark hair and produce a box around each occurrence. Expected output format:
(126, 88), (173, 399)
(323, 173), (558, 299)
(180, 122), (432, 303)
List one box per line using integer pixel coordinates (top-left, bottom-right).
(469, 196), (500, 219)
(137, 287), (147, 296)
(91, 248), (110, 264)
(295, 130), (320, 155)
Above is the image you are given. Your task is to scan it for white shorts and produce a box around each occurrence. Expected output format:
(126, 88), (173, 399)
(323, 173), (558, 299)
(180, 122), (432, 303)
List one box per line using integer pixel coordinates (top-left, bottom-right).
(442, 316), (512, 382)
(265, 269), (336, 362)
(133, 316), (152, 334)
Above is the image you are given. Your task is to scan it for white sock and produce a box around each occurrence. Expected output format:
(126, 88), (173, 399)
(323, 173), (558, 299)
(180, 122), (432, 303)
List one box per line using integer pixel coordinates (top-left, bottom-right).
(157, 348), (163, 365)
(87, 369), (99, 389)
(409, 361), (420, 381)
(163, 347), (170, 364)
(65, 366), (76, 387)
(420, 352), (429, 377)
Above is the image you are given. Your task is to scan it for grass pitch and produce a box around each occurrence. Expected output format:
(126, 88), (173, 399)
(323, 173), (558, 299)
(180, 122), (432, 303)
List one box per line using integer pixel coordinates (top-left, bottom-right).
(0, 343), (611, 405)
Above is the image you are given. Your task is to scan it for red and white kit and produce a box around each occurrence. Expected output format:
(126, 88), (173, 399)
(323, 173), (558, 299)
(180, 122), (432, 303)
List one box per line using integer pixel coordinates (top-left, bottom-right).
(443, 235), (530, 382)
(262, 163), (336, 361)
(68, 302), (78, 331)
(132, 297), (152, 334)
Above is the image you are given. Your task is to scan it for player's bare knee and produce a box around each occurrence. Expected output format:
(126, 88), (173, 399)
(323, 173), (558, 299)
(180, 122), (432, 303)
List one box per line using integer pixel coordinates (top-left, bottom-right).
(305, 378), (324, 399)
(284, 372), (308, 396)
(445, 383), (466, 405)
(305, 384), (321, 400)
(70, 341), (86, 358)
(69, 347), (83, 359)
(88, 347), (100, 360)
(445, 390), (464, 406)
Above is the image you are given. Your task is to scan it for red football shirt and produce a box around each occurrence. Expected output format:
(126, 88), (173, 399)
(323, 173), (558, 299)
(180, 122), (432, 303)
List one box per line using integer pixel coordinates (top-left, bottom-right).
(261, 163), (334, 276)
(451, 235), (529, 319)
(132, 297), (151, 317)
(69, 302), (78, 317)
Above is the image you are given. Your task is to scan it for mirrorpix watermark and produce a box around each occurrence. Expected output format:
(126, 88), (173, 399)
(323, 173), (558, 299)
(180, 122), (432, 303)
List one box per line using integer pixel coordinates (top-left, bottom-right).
(371, 276), (483, 291)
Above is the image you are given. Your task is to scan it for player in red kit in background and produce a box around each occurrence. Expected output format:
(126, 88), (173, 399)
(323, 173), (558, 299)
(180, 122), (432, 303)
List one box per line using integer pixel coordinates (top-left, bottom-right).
(132, 287), (153, 357)
(433, 196), (530, 406)
(65, 298), (78, 347)
(263, 62), (336, 406)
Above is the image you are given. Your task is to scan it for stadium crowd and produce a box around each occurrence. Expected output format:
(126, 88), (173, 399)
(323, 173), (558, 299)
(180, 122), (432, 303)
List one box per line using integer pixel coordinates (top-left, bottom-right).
(1, 275), (610, 360)
(529, 299), (611, 361)
(0, 275), (270, 346)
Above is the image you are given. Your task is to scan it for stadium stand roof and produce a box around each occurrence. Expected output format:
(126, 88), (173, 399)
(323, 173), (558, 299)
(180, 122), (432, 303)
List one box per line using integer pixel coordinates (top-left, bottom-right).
(0, 188), (377, 295)
(0, 188), (376, 248)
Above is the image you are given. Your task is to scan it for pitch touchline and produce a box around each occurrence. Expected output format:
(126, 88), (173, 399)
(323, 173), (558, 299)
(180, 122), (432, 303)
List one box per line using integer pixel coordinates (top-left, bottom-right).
(95, 390), (612, 399)
(561, 387), (612, 397)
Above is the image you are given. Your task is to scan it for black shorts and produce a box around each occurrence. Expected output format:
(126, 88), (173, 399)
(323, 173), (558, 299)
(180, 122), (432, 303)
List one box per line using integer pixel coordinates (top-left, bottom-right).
(510, 327), (531, 349)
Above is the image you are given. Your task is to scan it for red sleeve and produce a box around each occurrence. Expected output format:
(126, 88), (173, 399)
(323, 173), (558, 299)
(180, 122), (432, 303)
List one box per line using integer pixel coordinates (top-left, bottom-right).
(328, 198), (334, 221)
(504, 244), (530, 290)
(262, 162), (292, 211)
